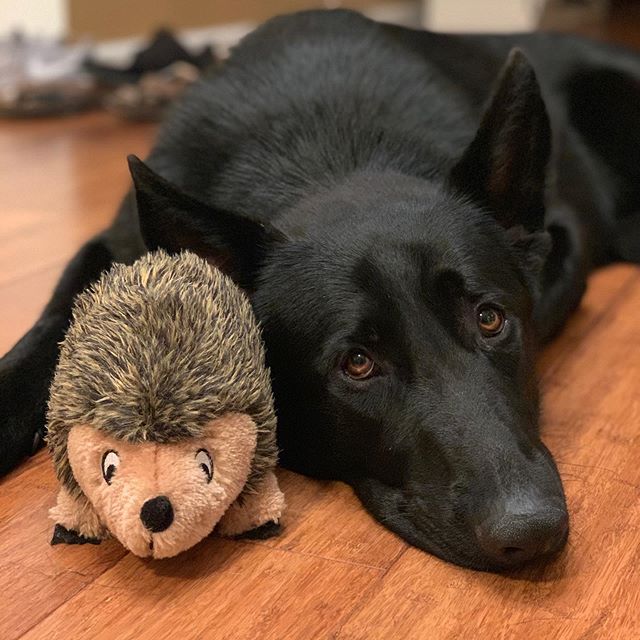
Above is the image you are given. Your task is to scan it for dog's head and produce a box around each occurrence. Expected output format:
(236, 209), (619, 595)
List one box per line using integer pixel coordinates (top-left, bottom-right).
(129, 50), (568, 571)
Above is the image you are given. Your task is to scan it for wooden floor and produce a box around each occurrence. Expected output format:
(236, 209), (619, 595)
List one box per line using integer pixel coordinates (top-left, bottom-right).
(1, 108), (640, 638)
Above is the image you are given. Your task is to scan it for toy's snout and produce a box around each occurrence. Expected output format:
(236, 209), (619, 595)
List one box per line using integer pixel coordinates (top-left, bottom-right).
(140, 496), (174, 533)
(64, 414), (261, 558)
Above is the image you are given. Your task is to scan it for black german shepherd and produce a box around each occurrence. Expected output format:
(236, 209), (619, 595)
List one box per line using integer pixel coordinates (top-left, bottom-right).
(2, 10), (640, 571)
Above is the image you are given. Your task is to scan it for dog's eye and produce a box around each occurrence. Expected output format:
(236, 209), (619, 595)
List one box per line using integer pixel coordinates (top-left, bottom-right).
(477, 305), (505, 336)
(196, 449), (213, 483)
(101, 450), (119, 485)
(342, 350), (376, 380)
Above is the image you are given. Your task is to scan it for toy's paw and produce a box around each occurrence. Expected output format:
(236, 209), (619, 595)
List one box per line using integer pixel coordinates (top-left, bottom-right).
(31, 425), (47, 455)
(236, 520), (282, 540)
(51, 523), (102, 546)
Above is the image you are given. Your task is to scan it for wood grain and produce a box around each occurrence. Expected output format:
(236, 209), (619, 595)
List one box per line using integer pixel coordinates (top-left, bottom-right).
(19, 540), (382, 640)
(264, 470), (407, 569)
(0, 108), (639, 639)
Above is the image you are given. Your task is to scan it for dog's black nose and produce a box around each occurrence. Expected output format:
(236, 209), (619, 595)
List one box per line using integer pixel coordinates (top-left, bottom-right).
(140, 496), (174, 533)
(476, 504), (568, 567)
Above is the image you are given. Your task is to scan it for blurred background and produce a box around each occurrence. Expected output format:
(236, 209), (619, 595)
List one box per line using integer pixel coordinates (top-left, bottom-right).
(1, 0), (639, 120)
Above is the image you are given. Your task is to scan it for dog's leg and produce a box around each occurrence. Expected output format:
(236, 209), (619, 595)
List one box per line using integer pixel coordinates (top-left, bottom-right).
(564, 66), (640, 266)
(615, 213), (640, 263)
(0, 236), (116, 476)
(533, 219), (588, 343)
(217, 471), (285, 539)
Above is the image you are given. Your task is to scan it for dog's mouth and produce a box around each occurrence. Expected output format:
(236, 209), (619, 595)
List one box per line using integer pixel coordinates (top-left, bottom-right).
(352, 477), (478, 567)
(352, 477), (569, 573)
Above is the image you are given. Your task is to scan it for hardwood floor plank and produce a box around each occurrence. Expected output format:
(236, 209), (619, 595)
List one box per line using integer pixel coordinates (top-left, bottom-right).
(0, 452), (127, 640)
(0, 264), (67, 354)
(0, 114), (154, 289)
(19, 540), (382, 640)
(0, 452), (126, 577)
(0, 565), (93, 640)
(263, 469), (407, 569)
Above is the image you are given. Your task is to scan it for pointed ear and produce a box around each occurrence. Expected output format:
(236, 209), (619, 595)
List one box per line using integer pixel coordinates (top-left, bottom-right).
(127, 155), (284, 288)
(506, 224), (552, 299)
(449, 49), (551, 233)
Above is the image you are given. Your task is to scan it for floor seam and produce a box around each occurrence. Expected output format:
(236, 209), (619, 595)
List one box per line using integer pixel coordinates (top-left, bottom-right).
(331, 544), (409, 639)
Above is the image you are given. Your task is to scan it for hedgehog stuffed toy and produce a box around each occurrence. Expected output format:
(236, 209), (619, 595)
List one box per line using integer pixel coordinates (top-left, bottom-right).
(46, 250), (285, 559)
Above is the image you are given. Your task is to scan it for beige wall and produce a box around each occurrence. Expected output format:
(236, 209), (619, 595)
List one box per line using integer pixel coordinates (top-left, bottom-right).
(0, 0), (67, 37)
(68, 0), (410, 40)
(425, 0), (543, 32)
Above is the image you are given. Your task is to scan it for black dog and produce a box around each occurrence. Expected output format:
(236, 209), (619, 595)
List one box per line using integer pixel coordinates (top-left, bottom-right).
(2, 10), (640, 571)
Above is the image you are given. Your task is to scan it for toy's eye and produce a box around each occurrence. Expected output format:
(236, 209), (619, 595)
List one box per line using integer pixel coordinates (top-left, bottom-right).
(196, 449), (213, 483)
(101, 450), (119, 485)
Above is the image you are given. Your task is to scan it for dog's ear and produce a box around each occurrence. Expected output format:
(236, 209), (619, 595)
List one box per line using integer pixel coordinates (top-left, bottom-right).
(449, 49), (550, 234)
(128, 155), (284, 288)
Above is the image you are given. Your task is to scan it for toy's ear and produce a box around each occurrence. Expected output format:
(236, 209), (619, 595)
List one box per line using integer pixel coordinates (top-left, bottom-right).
(128, 155), (285, 288)
(449, 49), (551, 233)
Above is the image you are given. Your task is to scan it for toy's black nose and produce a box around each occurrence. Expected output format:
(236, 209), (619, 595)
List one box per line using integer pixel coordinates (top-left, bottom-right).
(140, 496), (174, 533)
(476, 504), (568, 567)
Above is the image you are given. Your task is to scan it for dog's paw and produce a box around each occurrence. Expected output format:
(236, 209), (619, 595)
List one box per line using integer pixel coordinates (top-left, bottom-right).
(51, 523), (102, 546)
(235, 520), (282, 540)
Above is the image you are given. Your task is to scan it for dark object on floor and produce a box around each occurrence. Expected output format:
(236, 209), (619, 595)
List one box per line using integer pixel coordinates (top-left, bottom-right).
(0, 33), (98, 117)
(103, 61), (201, 121)
(2, 10), (640, 573)
(87, 29), (215, 121)
(85, 29), (215, 86)
(0, 80), (97, 118)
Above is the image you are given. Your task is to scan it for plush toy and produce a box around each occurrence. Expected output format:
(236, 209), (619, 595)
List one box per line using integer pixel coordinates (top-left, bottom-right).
(46, 250), (285, 558)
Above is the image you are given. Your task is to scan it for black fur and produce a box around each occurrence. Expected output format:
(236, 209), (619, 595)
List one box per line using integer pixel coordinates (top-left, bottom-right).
(3, 10), (640, 571)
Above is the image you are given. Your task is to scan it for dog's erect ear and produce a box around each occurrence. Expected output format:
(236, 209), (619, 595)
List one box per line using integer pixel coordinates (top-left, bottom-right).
(128, 155), (283, 288)
(450, 49), (551, 233)
(506, 224), (552, 299)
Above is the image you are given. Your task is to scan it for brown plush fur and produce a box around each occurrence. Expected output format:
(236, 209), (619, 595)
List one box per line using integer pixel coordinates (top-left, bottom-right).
(47, 250), (278, 499)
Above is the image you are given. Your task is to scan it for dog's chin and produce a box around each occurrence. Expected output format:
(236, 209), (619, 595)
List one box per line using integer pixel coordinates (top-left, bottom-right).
(352, 478), (567, 574)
